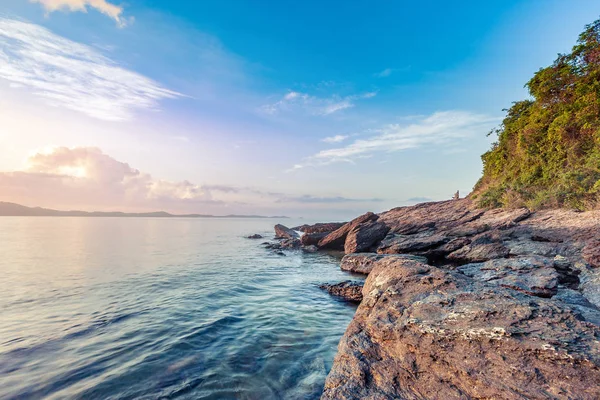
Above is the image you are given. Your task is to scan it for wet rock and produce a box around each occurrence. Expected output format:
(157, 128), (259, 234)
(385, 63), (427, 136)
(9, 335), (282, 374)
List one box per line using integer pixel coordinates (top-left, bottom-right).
(302, 245), (319, 253)
(264, 242), (281, 250)
(322, 257), (600, 400)
(274, 224), (299, 240)
(300, 232), (328, 246)
(293, 222), (346, 234)
(280, 238), (301, 249)
(246, 234), (263, 239)
(344, 221), (390, 253)
(457, 256), (559, 298)
(341, 253), (428, 275)
(318, 212), (379, 250)
(319, 281), (363, 303)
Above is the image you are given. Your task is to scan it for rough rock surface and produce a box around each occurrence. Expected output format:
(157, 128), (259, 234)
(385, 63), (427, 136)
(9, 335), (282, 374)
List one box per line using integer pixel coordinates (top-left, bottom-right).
(322, 257), (600, 400)
(319, 281), (364, 303)
(317, 199), (600, 399)
(344, 221), (390, 254)
(293, 222), (346, 234)
(318, 212), (379, 250)
(341, 253), (428, 275)
(274, 224), (299, 239)
(457, 256), (559, 298)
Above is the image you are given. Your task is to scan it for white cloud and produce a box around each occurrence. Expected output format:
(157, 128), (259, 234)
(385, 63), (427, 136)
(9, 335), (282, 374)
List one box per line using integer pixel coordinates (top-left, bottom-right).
(0, 18), (181, 121)
(374, 68), (393, 78)
(0, 147), (383, 213)
(30, 0), (128, 26)
(260, 90), (376, 116)
(292, 111), (499, 168)
(321, 135), (348, 143)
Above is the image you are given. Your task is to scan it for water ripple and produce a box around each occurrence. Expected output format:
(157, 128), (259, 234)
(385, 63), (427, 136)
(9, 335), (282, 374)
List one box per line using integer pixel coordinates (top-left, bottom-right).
(0, 218), (358, 399)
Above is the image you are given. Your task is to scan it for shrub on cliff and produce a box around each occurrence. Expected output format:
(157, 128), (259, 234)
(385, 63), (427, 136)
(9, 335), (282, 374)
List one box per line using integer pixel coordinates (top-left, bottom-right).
(474, 18), (600, 210)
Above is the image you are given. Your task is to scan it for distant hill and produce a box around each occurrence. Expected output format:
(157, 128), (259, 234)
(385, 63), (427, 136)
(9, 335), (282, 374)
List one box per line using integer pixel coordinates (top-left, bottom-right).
(0, 202), (289, 219)
(473, 19), (600, 210)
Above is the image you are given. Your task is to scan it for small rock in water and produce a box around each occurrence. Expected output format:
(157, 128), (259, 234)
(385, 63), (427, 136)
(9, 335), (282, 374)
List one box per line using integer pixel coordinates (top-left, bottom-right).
(319, 281), (363, 303)
(302, 245), (319, 253)
(247, 234), (263, 239)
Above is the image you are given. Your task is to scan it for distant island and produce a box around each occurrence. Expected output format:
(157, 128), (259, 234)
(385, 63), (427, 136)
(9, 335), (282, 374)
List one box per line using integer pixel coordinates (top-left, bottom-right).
(0, 202), (289, 219)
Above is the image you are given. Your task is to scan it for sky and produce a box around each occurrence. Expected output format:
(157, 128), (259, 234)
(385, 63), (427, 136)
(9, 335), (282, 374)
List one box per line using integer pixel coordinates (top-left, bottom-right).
(1, 0), (599, 219)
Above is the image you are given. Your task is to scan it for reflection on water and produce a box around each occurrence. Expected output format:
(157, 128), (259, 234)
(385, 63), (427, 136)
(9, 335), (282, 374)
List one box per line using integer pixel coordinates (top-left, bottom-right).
(0, 218), (359, 399)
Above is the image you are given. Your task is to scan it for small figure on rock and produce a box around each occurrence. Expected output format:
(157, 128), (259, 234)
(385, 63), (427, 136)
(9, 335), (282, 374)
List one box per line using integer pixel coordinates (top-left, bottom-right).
(452, 190), (460, 200)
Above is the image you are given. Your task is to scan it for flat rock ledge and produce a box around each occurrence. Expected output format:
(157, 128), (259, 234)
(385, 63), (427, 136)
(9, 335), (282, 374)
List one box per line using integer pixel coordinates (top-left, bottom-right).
(322, 257), (600, 400)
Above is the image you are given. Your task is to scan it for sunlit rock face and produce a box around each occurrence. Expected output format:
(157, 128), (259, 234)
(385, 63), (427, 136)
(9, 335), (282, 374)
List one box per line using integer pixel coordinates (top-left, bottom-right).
(322, 257), (600, 400)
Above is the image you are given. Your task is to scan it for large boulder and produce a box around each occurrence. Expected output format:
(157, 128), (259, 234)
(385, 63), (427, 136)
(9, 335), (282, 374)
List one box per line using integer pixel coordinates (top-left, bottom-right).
(274, 224), (299, 240)
(319, 281), (363, 303)
(344, 221), (390, 253)
(322, 257), (600, 400)
(318, 212), (379, 250)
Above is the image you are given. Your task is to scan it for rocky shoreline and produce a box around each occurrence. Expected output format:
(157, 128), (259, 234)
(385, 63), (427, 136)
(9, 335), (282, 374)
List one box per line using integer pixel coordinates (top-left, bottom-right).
(265, 198), (600, 399)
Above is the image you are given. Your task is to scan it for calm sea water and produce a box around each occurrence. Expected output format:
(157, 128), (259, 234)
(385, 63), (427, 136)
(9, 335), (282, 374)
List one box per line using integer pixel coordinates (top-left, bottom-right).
(0, 217), (360, 400)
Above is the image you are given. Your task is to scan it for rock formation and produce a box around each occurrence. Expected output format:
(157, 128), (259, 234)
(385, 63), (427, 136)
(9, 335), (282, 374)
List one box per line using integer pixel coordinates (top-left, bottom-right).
(311, 198), (600, 399)
(344, 221), (390, 253)
(274, 224), (299, 240)
(318, 212), (379, 250)
(293, 222), (346, 234)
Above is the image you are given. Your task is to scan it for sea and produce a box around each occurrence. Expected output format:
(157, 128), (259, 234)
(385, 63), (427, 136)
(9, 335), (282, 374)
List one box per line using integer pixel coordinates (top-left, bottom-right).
(0, 217), (360, 399)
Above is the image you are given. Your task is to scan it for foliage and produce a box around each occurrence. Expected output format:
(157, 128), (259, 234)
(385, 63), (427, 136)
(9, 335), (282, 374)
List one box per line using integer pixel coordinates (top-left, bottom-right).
(474, 19), (600, 210)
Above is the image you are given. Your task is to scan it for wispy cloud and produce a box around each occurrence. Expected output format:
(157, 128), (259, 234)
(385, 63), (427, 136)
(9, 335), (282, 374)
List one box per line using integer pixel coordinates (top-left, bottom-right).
(291, 111), (499, 169)
(0, 18), (182, 121)
(260, 90), (376, 116)
(30, 0), (128, 26)
(275, 195), (384, 204)
(321, 135), (348, 143)
(374, 68), (393, 78)
(373, 66), (410, 78)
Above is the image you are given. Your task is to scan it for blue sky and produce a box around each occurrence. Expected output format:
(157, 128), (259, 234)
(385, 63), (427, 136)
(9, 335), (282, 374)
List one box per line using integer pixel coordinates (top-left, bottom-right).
(1, 0), (599, 218)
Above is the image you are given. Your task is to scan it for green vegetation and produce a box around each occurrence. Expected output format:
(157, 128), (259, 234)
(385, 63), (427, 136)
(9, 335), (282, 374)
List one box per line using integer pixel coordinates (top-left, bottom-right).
(474, 18), (600, 210)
